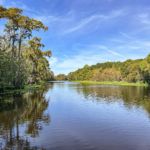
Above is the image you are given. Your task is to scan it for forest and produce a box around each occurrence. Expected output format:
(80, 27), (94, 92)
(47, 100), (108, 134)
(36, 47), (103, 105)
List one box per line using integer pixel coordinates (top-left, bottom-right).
(0, 6), (54, 91)
(68, 54), (150, 84)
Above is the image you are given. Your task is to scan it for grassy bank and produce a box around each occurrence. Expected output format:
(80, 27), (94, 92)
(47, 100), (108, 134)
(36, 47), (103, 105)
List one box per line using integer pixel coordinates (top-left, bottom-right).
(74, 81), (148, 87)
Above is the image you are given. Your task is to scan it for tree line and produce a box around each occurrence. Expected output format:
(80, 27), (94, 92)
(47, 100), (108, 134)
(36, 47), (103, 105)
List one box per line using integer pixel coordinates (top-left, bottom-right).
(67, 54), (150, 84)
(0, 6), (54, 91)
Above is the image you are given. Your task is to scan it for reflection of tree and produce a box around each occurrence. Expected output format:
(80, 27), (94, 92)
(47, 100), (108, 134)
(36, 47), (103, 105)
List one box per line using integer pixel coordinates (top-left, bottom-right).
(77, 85), (150, 115)
(1, 137), (46, 150)
(22, 90), (50, 137)
(0, 84), (53, 149)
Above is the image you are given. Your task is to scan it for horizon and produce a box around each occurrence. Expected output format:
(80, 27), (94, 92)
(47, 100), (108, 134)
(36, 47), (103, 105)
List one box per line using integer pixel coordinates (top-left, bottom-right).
(1, 0), (150, 75)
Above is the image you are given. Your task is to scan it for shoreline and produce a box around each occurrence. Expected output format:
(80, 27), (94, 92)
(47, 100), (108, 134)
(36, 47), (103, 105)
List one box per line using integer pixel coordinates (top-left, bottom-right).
(73, 81), (148, 87)
(0, 83), (46, 95)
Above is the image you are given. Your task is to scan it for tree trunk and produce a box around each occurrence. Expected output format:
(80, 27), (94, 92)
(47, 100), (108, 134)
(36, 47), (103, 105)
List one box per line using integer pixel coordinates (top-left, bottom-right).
(18, 37), (22, 60)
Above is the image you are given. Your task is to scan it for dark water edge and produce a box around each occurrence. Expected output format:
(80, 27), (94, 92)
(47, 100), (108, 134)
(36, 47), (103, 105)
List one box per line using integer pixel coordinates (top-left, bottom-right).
(0, 83), (47, 96)
(0, 81), (150, 150)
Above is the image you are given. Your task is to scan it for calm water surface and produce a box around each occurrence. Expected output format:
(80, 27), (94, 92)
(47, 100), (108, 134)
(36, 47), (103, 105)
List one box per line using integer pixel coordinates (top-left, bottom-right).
(0, 82), (150, 150)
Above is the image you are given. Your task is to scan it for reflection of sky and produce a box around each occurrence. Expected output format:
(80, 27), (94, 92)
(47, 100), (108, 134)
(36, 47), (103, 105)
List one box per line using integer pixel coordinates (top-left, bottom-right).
(28, 82), (150, 149)
(1, 82), (150, 149)
(1, 0), (150, 74)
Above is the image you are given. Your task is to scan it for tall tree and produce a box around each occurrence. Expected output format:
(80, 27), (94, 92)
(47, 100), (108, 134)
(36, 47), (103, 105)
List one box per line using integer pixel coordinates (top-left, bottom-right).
(23, 37), (52, 83)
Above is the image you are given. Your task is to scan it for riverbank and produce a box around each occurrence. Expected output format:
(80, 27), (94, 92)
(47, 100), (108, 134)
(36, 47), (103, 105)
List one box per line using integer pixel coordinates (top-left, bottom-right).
(74, 81), (148, 87)
(0, 82), (47, 95)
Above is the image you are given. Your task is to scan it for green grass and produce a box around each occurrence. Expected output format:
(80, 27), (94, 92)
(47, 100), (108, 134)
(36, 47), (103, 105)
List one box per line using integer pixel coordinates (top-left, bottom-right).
(73, 81), (148, 87)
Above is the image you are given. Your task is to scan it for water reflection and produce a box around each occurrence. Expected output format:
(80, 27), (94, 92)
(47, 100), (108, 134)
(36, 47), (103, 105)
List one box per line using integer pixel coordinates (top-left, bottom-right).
(75, 85), (150, 115)
(1, 82), (150, 150)
(0, 84), (52, 149)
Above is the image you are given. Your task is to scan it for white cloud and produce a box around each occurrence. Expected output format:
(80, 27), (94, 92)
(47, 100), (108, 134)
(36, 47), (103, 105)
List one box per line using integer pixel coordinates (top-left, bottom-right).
(49, 57), (58, 66)
(34, 14), (71, 25)
(50, 33), (150, 75)
(34, 15), (59, 25)
(51, 54), (106, 75)
(107, 50), (126, 58)
(3, 1), (40, 16)
(138, 13), (150, 25)
(31, 8), (127, 35)
(132, 13), (150, 34)
(119, 32), (134, 40)
(63, 9), (126, 34)
(50, 44), (127, 75)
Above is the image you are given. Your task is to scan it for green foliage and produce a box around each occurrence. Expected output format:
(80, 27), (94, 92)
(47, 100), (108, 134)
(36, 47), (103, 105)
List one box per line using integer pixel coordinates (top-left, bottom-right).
(23, 37), (53, 83)
(0, 51), (27, 90)
(68, 55), (150, 84)
(0, 5), (54, 91)
(55, 74), (68, 80)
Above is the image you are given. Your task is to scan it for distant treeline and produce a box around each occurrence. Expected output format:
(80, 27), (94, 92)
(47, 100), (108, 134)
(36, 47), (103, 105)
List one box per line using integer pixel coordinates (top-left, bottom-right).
(67, 54), (150, 84)
(55, 74), (68, 81)
(0, 6), (54, 91)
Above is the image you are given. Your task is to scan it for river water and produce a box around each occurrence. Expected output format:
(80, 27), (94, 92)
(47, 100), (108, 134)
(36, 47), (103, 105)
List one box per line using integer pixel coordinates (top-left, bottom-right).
(0, 81), (150, 150)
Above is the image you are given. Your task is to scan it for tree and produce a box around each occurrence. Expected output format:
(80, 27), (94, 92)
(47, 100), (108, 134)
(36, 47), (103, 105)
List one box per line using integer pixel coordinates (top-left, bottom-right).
(68, 54), (150, 84)
(55, 74), (68, 80)
(23, 37), (52, 83)
(0, 5), (53, 90)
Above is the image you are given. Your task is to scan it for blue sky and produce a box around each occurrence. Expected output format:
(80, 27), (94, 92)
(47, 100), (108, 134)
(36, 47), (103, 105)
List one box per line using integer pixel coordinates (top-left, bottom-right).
(1, 0), (150, 74)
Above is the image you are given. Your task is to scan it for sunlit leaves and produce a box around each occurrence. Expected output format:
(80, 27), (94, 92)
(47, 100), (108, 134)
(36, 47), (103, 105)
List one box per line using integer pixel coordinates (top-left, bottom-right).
(0, 5), (53, 89)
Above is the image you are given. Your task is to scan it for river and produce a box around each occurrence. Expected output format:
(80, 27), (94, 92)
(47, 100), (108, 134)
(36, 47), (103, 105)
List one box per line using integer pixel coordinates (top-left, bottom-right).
(0, 81), (150, 150)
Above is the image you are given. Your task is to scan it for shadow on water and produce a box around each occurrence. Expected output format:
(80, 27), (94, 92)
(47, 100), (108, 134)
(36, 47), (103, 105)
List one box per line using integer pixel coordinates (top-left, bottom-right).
(0, 83), (54, 150)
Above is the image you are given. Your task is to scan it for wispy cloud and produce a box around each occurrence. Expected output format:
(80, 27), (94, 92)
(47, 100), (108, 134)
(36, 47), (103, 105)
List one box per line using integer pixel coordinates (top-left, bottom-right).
(32, 8), (127, 35)
(50, 54), (106, 75)
(3, 0), (40, 16)
(50, 43), (127, 74)
(138, 13), (150, 26)
(34, 14), (71, 25)
(63, 9), (126, 34)
(2, 0), (150, 75)
(50, 33), (150, 74)
(119, 32), (134, 40)
(107, 50), (126, 58)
